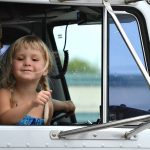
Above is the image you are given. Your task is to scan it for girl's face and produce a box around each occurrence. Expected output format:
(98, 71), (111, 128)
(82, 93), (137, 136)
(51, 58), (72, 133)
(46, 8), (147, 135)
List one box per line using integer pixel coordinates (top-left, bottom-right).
(12, 45), (47, 83)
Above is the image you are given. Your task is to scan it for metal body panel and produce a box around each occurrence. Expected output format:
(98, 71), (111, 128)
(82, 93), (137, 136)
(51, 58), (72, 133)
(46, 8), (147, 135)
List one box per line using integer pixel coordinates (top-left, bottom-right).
(0, 0), (128, 5)
(49, 0), (125, 6)
(0, 0), (50, 4)
(0, 126), (150, 149)
(133, 1), (150, 40)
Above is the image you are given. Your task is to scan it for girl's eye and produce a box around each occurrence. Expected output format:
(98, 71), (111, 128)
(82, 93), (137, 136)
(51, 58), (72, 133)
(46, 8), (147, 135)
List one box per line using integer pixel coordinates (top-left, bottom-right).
(32, 58), (39, 61)
(16, 57), (24, 60)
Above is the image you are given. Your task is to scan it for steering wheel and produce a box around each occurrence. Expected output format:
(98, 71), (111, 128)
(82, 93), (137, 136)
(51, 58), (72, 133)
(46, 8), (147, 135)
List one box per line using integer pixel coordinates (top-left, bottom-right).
(51, 111), (70, 125)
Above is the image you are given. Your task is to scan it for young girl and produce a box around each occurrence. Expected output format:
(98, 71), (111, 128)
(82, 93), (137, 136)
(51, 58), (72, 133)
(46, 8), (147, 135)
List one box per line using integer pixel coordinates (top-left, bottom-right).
(0, 35), (75, 125)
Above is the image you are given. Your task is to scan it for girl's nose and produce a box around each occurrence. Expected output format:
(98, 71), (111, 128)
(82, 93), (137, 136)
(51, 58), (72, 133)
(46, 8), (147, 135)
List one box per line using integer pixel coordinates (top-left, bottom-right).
(24, 58), (31, 66)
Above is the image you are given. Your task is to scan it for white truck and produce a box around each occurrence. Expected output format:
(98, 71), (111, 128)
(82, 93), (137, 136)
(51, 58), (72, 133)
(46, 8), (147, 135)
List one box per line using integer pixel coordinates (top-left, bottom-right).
(1, 0), (150, 149)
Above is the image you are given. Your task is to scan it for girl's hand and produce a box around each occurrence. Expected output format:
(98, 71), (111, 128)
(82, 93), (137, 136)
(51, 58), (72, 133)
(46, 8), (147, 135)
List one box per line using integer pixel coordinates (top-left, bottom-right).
(32, 90), (52, 107)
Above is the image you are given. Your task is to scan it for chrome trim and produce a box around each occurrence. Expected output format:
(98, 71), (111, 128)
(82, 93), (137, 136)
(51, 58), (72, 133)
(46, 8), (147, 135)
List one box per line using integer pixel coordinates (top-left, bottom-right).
(125, 120), (150, 139)
(58, 114), (150, 138)
(102, 6), (108, 123)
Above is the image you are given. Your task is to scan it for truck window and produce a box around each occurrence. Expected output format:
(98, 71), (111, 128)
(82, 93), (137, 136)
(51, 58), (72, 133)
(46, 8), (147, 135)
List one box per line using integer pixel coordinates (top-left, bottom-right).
(108, 13), (150, 120)
(53, 24), (102, 123)
(0, 45), (9, 55)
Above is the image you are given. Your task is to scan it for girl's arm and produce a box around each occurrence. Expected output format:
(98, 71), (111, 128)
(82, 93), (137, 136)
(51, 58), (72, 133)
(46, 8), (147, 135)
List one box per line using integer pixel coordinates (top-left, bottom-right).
(0, 89), (33, 124)
(0, 89), (51, 125)
(52, 99), (75, 114)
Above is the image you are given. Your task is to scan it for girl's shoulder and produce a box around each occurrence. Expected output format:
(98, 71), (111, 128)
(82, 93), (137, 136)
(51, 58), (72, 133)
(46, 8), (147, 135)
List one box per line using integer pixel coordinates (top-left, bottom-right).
(0, 88), (13, 115)
(0, 88), (12, 97)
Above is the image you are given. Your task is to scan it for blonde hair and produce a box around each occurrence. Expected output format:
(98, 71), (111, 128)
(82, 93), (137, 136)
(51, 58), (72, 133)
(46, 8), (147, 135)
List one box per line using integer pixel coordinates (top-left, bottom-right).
(0, 35), (53, 91)
(0, 35), (53, 124)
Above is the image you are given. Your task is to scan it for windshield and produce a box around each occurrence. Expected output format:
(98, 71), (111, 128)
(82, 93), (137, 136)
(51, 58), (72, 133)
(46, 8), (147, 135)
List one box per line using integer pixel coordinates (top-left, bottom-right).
(52, 9), (150, 124)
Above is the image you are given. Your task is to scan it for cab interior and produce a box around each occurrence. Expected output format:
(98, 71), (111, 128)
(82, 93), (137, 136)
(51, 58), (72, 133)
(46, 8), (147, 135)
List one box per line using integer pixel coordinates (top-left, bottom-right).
(0, 2), (103, 125)
(0, 2), (150, 126)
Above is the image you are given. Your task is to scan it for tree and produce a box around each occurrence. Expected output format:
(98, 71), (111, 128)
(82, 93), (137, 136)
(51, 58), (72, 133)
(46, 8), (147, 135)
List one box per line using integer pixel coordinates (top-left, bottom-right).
(68, 58), (97, 74)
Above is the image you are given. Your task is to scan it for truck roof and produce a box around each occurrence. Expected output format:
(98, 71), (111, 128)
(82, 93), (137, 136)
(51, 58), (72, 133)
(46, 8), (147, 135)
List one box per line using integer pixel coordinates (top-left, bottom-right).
(0, 0), (143, 5)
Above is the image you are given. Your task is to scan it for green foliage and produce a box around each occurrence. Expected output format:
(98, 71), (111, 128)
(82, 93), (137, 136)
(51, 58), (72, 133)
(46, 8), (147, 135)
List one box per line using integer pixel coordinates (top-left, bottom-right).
(68, 58), (97, 73)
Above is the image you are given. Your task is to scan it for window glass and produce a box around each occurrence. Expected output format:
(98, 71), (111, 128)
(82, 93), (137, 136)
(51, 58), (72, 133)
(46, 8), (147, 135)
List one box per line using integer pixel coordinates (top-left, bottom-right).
(109, 13), (150, 121)
(53, 24), (102, 123)
(0, 45), (9, 56)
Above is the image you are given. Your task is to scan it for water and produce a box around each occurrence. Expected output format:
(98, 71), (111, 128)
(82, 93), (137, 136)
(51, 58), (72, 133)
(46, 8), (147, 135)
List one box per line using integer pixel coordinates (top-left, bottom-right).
(76, 112), (100, 123)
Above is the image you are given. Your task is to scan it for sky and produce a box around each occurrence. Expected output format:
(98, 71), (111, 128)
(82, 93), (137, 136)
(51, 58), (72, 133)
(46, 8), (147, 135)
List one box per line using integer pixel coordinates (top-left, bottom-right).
(53, 19), (145, 75)
(53, 24), (102, 67)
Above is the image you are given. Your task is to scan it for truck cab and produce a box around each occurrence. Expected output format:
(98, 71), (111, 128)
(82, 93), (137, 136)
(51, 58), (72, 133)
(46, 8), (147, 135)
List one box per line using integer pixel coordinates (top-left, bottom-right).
(0, 0), (150, 149)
